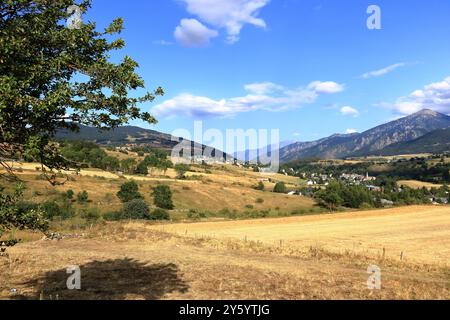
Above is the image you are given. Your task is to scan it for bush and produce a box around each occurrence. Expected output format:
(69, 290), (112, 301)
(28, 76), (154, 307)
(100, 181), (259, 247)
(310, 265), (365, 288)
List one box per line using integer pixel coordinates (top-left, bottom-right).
(80, 207), (101, 222)
(121, 199), (150, 220)
(152, 185), (174, 210)
(187, 209), (208, 220)
(151, 208), (170, 220)
(273, 182), (286, 193)
(66, 189), (74, 199)
(174, 163), (190, 179)
(103, 211), (120, 221)
(254, 181), (265, 191)
(40, 201), (63, 220)
(16, 201), (38, 213)
(77, 191), (89, 204)
(256, 198), (264, 204)
(117, 181), (143, 203)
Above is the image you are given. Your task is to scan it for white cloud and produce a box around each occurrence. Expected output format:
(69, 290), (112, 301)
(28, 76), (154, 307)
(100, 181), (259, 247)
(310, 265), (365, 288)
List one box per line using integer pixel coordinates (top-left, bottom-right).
(361, 62), (406, 79)
(345, 129), (358, 134)
(340, 106), (360, 117)
(384, 76), (450, 115)
(307, 81), (345, 94)
(152, 80), (344, 118)
(174, 18), (218, 47)
(178, 0), (270, 44)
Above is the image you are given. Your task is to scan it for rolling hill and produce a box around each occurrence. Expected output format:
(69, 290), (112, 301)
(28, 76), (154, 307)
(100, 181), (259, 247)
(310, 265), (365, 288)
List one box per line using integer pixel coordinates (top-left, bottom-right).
(56, 125), (232, 160)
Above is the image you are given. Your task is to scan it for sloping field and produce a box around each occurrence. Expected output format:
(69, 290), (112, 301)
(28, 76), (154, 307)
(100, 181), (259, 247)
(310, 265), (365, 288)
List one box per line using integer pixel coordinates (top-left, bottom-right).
(150, 206), (450, 264)
(398, 180), (443, 190)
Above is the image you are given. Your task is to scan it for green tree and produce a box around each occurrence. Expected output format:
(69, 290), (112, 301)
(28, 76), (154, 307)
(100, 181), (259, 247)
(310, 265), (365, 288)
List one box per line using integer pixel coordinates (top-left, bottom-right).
(0, 0), (163, 181)
(152, 185), (174, 210)
(120, 158), (137, 174)
(0, 184), (49, 252)
(135, 161), (149, 175)
(120, 199), (150, 220)
(273, 182), (286, 193)
(101, 156), (120, 171)
(117, 180), (142, 203)
(316, 190), (343, 211)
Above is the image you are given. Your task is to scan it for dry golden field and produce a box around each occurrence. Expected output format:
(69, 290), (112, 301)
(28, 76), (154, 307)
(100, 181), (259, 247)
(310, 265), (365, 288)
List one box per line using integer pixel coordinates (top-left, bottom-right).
(398, 180), (443, 190)
(1, 162), (449, 300)
(0, 206), (449, 300)
(150, 205), (450, 265)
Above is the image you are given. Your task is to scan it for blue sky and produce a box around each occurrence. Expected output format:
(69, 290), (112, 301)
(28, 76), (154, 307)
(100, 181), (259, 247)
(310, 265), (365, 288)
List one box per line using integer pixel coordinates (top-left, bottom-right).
(83, 0), (450, 145)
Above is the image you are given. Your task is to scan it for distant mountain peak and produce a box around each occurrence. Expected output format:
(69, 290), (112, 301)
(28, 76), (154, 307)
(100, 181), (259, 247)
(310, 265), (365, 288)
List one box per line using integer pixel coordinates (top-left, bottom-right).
(411, 108), (441, 117)
(279, 110), (450, 162)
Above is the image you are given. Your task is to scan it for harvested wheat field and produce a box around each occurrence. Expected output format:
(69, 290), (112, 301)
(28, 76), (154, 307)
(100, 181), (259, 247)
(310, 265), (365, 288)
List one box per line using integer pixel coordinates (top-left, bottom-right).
(152, 206), (450, 265)
(1, 206), (449, 300)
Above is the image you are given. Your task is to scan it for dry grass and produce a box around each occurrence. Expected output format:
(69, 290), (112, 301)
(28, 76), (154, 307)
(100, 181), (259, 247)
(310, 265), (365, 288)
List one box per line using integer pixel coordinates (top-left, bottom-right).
(1, 162), (315, 214)
(149, 206), (450, 265)
(0, 220), (448, 300)
(398, 180), (443, 190)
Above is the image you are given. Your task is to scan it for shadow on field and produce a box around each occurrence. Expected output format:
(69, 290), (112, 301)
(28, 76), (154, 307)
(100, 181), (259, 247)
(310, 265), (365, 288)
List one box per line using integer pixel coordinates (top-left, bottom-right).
(13, 258), (189, 300)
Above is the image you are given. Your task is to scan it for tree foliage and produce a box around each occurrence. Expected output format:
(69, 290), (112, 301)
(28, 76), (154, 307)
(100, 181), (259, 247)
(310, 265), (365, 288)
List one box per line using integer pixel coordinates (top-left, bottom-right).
(273, 182), (286, 193)
(0, 0), (163, 180)
(0, 183), (49, 253)
(117, 180), (142, 203)
(152, 184), (174, 210)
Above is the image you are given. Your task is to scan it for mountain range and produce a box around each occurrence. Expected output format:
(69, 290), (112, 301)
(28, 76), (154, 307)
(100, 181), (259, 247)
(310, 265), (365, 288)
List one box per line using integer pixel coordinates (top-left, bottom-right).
(278, 109), (450, 163)
(56, 109), (450, 163)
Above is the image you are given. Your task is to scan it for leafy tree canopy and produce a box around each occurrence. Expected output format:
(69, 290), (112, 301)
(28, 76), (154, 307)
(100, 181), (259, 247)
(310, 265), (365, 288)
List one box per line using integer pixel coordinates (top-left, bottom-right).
(0, 0), (163, 182)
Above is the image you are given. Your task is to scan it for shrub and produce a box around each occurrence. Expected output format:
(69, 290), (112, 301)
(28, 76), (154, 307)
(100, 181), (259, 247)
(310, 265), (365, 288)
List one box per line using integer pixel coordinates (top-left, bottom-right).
(117, 181), (143, 203)
(273, 182), (286, 193)
(256, 198), (264, 204)
(40, 201), (62, 220)
(174, 163), (190, 179)
(103, 211), (120, 221)
(80, 207), (101, 222)
(152, 185), (174, 210)
(16, 201), (38, 213)
(151, 208), (170, 220)
(187, 209), (208, 220)
(121, 199), (150, 220)
(77, 191), (89, 204)
(66, 189), (74, 199)
(245, 204), (254, 209)
(254, 181), (265, 191)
